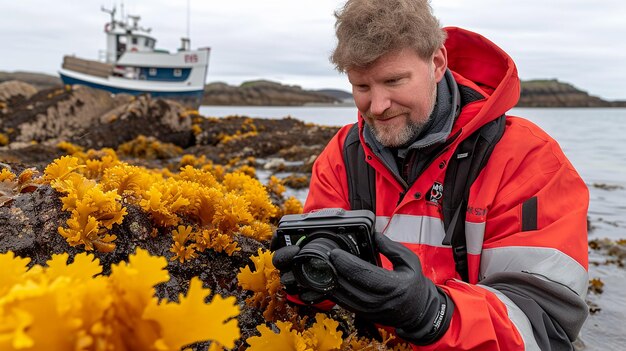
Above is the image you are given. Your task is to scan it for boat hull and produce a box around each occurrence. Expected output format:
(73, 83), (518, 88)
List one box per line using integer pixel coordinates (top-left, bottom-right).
(59, 69), (204, 107)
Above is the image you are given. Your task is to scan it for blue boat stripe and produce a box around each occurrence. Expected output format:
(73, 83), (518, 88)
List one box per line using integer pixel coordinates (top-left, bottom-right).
(59, 73), (204, 99)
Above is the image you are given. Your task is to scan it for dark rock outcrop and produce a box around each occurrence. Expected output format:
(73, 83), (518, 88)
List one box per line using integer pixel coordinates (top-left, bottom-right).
(202, 80), (340, 106)
(518, 79), (626, 107)
(0, 71), (62, 90)
(0, 85), (196, 152)
(0, 85), (127, 144)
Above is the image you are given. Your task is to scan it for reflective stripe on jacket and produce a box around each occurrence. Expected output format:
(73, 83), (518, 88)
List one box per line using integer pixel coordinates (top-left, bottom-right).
(304, 27), (589, 350)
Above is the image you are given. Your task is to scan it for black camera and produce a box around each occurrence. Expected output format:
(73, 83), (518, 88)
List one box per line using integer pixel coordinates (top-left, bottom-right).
(274, 208), (380, 293)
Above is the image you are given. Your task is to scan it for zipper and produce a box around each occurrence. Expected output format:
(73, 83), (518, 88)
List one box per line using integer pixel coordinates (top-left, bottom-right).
(365, 141), (409, 189)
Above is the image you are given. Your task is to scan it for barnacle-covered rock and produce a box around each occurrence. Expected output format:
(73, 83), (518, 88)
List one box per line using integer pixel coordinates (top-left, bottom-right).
(86, 94), (194, 149)
(1, 85), (125, 144)
(0, 80), (38, 104)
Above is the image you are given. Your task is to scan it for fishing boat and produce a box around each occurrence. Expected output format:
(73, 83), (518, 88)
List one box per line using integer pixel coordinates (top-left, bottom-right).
(58, 6), (210, 108)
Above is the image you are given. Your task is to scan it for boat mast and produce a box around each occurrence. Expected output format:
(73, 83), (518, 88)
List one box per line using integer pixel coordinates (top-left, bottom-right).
(121, 1), (125, 26)
(180, 0), (191, 51)
(187, 0), (191, 40)
(101, 5), (116, 26)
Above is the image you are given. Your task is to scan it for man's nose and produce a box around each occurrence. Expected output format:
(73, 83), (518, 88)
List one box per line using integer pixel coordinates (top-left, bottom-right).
(369, 87), (391, 116)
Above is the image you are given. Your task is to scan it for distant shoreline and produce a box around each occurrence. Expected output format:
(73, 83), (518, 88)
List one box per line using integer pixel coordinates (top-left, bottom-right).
(2, 71), (625, 108)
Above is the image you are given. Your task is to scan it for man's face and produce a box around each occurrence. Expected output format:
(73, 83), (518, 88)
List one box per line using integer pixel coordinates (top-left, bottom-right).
(348, 48), (444, 147)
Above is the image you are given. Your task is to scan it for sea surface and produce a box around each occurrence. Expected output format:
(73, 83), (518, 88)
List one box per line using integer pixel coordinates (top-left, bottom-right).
(200, 105), (626, 349)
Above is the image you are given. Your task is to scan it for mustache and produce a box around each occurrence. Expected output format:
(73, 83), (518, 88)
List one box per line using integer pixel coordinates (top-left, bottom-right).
(363, 108), (411, 120)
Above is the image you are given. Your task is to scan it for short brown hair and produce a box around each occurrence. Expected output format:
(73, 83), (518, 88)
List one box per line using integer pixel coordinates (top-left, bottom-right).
(330, 0), (446, 72)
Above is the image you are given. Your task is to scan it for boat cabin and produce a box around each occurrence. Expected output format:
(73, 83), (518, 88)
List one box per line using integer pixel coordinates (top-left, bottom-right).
(103, 12), (157, 62)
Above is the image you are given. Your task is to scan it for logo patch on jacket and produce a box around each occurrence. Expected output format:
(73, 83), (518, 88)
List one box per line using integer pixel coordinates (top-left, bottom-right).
(428, 182), (443, 203)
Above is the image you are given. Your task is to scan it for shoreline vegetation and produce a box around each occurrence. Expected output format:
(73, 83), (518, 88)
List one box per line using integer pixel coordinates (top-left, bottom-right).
(0, 76), (624, 349)
(2, 70), (626, 108)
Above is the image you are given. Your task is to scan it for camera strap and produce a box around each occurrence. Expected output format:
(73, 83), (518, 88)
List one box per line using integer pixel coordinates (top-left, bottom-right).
(343, 123), (376, 211)
(343, 114), (506, 282)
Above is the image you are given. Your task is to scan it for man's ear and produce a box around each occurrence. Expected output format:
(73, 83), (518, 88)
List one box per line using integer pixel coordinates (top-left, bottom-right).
(433, 46), (447, 82)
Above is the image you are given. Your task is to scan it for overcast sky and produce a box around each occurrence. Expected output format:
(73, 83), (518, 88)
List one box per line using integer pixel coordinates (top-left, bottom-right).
(1, 0), (625, 100)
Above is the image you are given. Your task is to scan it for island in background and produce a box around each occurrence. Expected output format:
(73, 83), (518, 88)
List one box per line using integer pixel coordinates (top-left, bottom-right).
(1, 70), (625, 108)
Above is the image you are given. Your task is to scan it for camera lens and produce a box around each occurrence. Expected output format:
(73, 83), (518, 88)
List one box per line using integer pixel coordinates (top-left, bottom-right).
(293, 237), (339, 292)
(301, 257), (334, 287)
(292, 234), (359, 292)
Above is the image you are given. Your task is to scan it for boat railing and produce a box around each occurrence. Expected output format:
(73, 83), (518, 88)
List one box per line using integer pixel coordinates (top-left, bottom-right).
(98, 50), (109, 63)
(62, 56), (113, 78)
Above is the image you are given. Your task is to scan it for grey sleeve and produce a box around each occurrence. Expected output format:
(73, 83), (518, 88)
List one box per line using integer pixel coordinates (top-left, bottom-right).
(480, 271), (588, 351)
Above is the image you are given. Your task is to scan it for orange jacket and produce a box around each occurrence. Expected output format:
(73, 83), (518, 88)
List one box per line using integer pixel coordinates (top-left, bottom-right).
(304, 27), (589, 350)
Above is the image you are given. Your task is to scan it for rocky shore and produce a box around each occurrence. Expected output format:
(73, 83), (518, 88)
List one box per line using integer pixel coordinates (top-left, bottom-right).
(0, 82), (343, 349)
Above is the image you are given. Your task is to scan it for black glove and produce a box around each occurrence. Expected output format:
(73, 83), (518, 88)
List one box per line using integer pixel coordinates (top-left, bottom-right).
(328, 232), (454, 345)
(270, 235), (327, 304)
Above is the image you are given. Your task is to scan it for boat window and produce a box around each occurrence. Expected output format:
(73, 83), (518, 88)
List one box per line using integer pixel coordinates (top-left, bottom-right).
(149, 68), (157, 76)
(173, 69), (182, 77)
(131, 37), (138, 45)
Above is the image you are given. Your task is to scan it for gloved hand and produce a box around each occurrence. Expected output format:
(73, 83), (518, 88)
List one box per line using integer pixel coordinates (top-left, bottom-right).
(270, 236), (327, 305)
(328, 232), (454, 345)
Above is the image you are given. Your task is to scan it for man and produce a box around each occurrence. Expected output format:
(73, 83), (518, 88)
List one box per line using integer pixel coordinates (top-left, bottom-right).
(273, 0), (589, 349)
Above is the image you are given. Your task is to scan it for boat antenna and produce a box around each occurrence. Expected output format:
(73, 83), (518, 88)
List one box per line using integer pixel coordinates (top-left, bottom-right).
(101, 5), (116, 24)
(186, 0), (191, 40)
(121, 0), (125, 25)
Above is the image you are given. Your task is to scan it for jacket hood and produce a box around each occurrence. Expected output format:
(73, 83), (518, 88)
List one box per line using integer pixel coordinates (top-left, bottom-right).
(444, 27), (520, 135)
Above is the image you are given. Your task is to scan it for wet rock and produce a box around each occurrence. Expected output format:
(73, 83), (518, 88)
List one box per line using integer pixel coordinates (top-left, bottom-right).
(589, 238), (626, 267)
(86, 95), (194, 149)
(282, 174), (310, 189)
(263, 157), (286, 170)
(0, 85), (197, 152)
(0, 80), (38, 104)
(187, 116), (338, 170)
(0, 144), (65, 171)
(1, 85), (123, 143)
(592, 183), (625, 191)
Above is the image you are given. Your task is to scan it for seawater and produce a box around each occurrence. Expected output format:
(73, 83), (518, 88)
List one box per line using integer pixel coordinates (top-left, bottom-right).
(200, 105), (626, 349)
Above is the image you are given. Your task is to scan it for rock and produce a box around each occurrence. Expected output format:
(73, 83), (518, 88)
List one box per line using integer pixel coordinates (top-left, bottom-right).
(263, 157), (286, 170)
(0, 80), (38, 102)
(0, 86), (197, 152)
(202, 80), (340, 106)
(1, 85), (122, 144)
(0, 71), (62, 90)
(79, 94), (194, 149)
(518, 79), (626, 107)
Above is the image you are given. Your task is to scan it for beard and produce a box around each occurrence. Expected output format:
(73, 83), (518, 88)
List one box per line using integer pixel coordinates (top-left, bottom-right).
(365, 82), (437, 148)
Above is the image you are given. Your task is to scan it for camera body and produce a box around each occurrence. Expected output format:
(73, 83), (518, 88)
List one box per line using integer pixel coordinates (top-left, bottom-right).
(275, 208), (380, 292)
